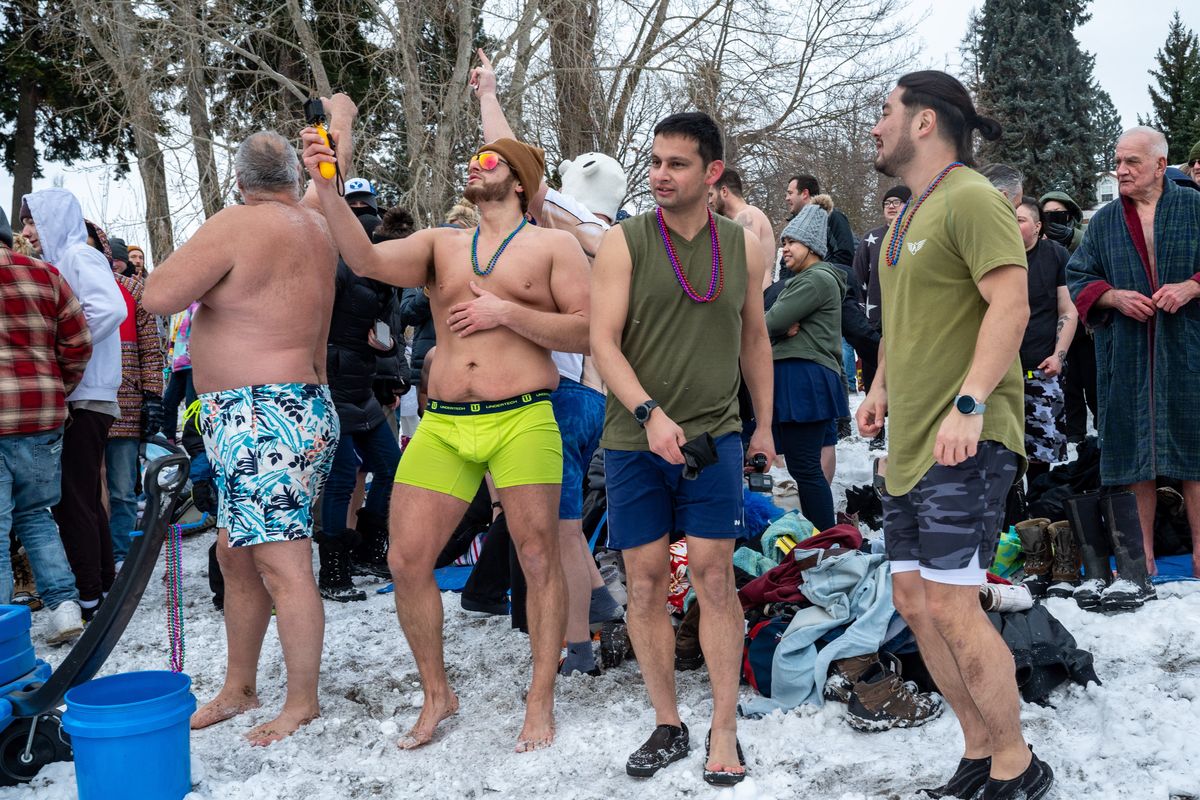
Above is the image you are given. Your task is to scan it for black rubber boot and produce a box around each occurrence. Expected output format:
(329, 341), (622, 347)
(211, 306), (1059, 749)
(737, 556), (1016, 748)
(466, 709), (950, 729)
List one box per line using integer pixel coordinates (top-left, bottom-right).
(318, 529), (367, 602)
(208, 541), (225, 612)
(1065, 492), (1111, 611)
(1100, 491), (1156, 611)
(351, 508), (391, 579)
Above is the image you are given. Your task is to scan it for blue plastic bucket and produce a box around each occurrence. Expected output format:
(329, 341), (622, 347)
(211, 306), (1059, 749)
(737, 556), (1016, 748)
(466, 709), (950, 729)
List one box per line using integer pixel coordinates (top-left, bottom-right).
(0, 606), (36, 686)
(63, 671), (196, 800)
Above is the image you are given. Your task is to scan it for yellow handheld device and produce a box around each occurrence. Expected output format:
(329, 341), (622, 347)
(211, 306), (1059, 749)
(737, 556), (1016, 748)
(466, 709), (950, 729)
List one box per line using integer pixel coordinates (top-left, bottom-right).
(303, 98), (338, 181)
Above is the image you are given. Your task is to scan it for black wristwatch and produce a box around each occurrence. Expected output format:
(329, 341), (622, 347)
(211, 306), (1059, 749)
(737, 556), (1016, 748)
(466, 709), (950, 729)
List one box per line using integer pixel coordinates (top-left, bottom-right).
(954, 394), (987, 415)
(634, 399), (659, 427)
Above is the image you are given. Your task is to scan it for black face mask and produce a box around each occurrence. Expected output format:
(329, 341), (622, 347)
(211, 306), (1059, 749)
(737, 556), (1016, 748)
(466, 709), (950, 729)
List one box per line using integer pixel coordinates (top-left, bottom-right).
(350, 204), (376, 218)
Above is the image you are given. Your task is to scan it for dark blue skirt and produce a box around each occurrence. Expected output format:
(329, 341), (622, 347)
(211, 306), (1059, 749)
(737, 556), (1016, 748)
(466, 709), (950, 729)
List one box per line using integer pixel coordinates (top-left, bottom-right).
(773, 358), (849, 424)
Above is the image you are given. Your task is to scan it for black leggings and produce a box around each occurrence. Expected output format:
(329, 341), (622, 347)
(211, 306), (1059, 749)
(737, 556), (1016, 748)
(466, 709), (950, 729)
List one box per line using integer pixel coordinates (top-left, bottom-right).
(777, 420), (836, 531)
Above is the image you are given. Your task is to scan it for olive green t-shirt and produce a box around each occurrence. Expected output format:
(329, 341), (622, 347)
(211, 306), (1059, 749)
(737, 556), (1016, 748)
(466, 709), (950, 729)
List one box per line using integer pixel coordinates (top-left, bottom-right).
(879, 167), (1027, 495)
(600, 210), (747, 451)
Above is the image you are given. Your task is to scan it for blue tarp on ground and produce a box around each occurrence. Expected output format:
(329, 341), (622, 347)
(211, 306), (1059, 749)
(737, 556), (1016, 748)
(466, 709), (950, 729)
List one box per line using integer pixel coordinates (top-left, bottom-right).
(1148, 554), (1196, 584)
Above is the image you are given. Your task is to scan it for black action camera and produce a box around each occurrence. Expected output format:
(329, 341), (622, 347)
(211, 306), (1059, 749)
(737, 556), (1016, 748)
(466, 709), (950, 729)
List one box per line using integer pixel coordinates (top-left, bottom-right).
(303, 98), (326, 125)
(746, 453), (773, 493)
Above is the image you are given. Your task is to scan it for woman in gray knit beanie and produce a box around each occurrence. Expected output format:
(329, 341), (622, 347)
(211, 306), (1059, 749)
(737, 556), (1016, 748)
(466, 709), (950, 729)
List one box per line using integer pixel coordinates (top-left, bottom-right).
(761, 203), (849, 530)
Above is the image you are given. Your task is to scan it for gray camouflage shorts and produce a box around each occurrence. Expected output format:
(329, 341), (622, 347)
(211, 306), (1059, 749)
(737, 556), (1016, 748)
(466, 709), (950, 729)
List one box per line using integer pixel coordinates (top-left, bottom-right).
(1022, 371), (1066, 464)
(882, 441), (1019, 578)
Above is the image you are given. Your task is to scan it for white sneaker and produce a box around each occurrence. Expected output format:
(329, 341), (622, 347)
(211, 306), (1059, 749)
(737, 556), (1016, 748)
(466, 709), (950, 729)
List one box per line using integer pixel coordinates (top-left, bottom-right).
(47, 600), (85, 645)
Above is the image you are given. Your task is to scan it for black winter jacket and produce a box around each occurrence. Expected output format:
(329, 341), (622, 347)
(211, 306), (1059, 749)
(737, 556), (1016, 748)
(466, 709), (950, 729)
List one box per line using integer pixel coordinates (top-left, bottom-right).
(327, 258), (398, 434)
(400, 287), (436, 386)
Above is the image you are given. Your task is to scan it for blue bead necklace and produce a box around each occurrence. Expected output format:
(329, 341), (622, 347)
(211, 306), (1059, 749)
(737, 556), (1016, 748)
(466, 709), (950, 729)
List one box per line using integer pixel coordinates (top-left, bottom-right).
(472, 217), (528, 276)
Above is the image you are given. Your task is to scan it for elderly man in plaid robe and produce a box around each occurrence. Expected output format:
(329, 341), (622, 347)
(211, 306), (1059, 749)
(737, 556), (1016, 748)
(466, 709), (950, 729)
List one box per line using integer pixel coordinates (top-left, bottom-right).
(1068, 126), (1200, 578)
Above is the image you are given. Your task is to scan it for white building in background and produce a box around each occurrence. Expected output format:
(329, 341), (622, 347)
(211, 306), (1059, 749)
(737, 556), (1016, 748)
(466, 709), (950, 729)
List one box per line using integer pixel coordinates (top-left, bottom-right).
(1084, 172), (1118, 221)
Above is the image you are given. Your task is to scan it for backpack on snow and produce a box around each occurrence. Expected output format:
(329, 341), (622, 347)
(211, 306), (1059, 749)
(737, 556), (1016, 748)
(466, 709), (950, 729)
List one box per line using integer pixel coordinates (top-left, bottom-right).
(742, 616), (789, 697)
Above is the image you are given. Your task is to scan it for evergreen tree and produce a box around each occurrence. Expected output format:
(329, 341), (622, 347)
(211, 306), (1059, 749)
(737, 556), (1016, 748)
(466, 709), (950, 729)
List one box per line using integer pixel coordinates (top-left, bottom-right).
(1141, 11), (1200, 163)
(0, 0), (130, 222)
(973, 0), (1115, 202)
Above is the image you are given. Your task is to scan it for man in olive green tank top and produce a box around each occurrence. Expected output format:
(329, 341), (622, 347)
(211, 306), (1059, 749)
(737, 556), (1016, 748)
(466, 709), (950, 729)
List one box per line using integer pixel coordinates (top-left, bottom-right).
(591, 112), (774, 786)
(858, 72), (1053, 800)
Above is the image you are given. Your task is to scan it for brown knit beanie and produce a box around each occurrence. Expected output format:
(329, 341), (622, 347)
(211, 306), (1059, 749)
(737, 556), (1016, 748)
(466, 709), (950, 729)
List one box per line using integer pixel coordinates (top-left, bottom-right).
(477, 138), (545, 206)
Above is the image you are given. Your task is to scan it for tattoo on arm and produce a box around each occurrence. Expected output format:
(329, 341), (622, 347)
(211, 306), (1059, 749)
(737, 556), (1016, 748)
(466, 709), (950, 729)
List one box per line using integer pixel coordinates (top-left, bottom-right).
(1056, 315), (1068, 336)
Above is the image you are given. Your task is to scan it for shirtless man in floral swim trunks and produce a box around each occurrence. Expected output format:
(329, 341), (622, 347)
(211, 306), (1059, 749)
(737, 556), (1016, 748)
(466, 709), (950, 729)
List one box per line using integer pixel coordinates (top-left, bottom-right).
(301, 122), (590, 752)
(143, 95), (358, 745)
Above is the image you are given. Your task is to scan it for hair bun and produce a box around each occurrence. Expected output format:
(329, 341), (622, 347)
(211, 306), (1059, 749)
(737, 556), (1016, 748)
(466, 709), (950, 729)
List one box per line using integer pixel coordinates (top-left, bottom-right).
(974, 115), (1003, 141)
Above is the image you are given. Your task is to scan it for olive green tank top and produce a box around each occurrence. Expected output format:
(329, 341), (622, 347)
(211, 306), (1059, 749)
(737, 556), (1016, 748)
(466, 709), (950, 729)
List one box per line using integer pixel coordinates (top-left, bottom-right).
(600, 210), (747, 451)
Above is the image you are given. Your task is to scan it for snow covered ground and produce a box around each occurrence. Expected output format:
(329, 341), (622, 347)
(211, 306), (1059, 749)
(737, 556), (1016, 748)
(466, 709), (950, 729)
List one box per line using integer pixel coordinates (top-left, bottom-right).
(8, 425), (1200, 800)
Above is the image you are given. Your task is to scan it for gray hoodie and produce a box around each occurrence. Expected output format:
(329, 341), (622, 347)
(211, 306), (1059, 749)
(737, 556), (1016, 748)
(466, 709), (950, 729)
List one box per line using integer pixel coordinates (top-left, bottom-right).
(23, 188), (127, 403)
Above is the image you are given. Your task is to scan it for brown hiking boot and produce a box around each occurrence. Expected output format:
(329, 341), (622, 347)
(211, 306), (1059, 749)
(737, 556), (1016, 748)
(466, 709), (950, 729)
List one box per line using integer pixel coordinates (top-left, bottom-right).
(846, 654), (943, 731)
(674, 601), (703, 670)
(824, 653), (879, 703)
(1047, 520), (1082, 598)
(1015, 518), (1052, 597)
(11, 546), (42, 612)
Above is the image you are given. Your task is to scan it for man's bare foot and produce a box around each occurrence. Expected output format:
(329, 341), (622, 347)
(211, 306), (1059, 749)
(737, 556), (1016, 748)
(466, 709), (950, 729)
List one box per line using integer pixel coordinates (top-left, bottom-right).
(245, 708), (319, 746)
(515, 696), (555, 753)
(396, 692), (459, 750)
(705, 728), (745, 775)
(190, 688), (260, 730)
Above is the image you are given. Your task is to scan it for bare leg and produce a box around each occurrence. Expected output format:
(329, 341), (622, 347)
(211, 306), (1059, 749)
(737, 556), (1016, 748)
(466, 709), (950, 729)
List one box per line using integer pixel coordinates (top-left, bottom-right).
(687, 537), (743, 775)
(559, 519), (593, 643)
(925, 581), (1029, 780)
(1129, 479), (1157, 576)
(1183, 481), (1200, 577)
(892, 572), (990, 759)
(244, 539), (326, 745)
(622, 536), (680, 727)
(500, 483), (566, 752)
(191, 528), (266, 729)
(821, 445), (835, 485)
(346, 471), (368, 529)
(387, 484), (468, 749)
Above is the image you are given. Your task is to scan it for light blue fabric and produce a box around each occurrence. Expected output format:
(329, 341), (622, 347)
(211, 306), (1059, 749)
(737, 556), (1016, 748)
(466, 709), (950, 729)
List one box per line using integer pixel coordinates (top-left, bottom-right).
(760, 510), (816, 564)
(733, 547), (778, 579)
(739, 547), (895, 716)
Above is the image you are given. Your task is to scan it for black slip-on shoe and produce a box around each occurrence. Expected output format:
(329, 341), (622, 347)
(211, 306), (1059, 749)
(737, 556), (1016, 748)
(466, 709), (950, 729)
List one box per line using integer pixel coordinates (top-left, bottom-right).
(919, 756), (991, 798)
(626, 723), (689, 778)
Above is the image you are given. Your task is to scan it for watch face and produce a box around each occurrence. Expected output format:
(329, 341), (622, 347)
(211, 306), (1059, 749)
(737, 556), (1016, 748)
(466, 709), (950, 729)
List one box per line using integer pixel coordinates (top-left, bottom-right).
(956, 396), (975, 414)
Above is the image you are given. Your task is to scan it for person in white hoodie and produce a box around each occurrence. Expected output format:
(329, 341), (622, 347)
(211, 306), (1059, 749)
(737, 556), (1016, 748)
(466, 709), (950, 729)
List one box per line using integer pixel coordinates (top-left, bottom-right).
(20, 188), (127, 625)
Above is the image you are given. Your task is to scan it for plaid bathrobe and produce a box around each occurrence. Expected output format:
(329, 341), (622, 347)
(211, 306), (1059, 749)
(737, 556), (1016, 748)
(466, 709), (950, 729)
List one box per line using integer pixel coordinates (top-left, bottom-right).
(1067, 176), (1200, 485)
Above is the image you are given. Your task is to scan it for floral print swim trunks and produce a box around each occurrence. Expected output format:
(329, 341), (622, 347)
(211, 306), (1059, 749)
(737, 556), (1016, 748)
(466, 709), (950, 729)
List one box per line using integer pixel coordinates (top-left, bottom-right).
(199, 383), (339, 547)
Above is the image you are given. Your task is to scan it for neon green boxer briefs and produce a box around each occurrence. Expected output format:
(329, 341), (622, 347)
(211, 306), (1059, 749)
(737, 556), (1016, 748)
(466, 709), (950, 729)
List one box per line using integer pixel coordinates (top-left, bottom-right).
(395, 392), (562, 501)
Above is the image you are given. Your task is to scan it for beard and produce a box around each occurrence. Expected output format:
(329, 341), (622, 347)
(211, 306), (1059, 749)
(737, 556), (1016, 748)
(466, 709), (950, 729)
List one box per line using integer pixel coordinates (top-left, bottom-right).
(874, 130), (916, 178)
(463, 173), (517, 205)
(710, 194), (726, 215)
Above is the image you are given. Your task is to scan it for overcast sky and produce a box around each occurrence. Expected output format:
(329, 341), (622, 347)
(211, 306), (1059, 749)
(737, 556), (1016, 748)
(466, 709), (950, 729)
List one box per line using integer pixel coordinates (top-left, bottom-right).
(3, 0), (1198, 257)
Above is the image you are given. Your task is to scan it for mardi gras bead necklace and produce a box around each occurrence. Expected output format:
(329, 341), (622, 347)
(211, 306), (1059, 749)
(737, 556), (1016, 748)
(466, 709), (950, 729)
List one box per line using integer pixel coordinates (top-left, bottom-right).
(472, 217), (528, 276)
(885, 161), (964, 267)
(656, 207), (724, 303)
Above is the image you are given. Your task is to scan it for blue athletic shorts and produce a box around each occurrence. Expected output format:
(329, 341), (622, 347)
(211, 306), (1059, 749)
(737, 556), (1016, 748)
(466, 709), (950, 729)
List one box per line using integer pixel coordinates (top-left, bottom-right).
(604, 432), (745, 550)
(550, 378), (605, 520)
(823, 419), (837, 447)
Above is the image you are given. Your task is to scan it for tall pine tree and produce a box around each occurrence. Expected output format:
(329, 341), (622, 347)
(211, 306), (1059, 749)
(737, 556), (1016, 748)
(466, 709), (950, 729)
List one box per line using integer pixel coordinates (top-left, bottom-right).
(1141, 11), (1200, 163)
(972, 0), (1116, 202)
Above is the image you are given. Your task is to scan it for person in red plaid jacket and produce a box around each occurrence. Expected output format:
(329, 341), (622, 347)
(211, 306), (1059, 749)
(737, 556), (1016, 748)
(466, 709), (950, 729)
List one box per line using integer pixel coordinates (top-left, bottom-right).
(0, 206), (93, 644)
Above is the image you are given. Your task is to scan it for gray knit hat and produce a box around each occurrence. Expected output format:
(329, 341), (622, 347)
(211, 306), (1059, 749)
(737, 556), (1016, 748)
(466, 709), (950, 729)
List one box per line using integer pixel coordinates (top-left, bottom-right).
(780, 204), (828, 258)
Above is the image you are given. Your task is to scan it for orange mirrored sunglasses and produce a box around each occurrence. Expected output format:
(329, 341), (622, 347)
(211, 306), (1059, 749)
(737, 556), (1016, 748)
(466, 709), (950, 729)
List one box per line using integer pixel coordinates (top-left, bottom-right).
(470, 151), (509, 171)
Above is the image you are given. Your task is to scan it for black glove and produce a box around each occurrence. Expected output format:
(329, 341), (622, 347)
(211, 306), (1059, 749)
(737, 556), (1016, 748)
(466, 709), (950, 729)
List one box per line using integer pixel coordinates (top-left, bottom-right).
(141, 392), (164, 439)
(680, 433), (719, 480)
(373, 378), (409, 409)
(192, 478), (217, 515)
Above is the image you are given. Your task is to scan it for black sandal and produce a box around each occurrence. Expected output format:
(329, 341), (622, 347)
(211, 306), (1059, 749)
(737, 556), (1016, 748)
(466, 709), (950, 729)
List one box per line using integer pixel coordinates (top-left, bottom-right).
(626, 723), (689, 778)
(703, 730), (746, 786)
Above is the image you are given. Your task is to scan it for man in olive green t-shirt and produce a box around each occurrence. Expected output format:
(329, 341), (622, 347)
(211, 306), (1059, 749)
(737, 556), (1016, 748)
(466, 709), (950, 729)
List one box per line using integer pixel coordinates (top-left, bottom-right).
(591, 112), (774, 786)
(859, 72), (1054, 800)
